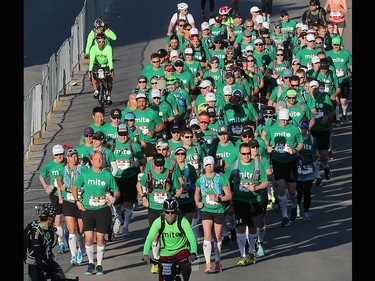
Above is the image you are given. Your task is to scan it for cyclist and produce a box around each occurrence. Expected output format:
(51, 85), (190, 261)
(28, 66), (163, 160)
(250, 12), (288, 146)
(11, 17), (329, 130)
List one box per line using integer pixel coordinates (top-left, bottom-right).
(25, 203), (65, 281)
(84, 17), (117, 57)
(88, 32), (114, 105)
(142, 198), (198, 281)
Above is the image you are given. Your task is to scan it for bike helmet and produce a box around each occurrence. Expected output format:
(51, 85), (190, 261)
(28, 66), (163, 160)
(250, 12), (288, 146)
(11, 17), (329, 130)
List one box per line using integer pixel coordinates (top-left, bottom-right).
(163, 198), (179, 211)
(93, 18), (104, 29)
(36, 203), (56, 220)
(177, 2), (188, 10)
(219, 6), (230, 16)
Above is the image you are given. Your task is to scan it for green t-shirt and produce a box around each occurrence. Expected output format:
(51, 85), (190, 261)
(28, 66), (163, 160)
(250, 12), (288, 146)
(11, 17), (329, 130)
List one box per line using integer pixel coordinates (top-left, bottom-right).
(133, 108), (163, 144)
(40, 160), (65, 197)
(112, 138), (144, 178)
(74, 168), (119, 210)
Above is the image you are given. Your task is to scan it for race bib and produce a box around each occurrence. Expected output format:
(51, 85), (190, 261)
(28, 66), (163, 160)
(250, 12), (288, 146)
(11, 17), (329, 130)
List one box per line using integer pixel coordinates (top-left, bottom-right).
(239, 181), (250, 192)
(336, 68), (344, 78)
(190, 160), (199, 170)
(298, 164), (313, 175)
(307, 62), (313, 70)
(205, 194), (218, 205)
(231, 125), (242, 135)
(88, 196), (106, 207)
(138, 126), (149, 135)
(314, 111), (324, 118)
(179, 192), (190, 199)
(331, 10), (342, 18)
(275, 144), (286, 153)
(117, 159), (130, 170)
(153, 192), (168, 203)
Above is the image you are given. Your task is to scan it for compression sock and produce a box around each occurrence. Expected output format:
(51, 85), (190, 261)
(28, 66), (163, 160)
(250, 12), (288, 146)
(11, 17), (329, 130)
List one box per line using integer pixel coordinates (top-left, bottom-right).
(236, 232), (247, 257)
(68, 233), (77, 257)
(213, 240), (222, 262)
(342, 103), (348, 116)
(56, 225), (64, 244)
(85, 244), (95, 264)
(203, 240), (212, 264)
(96, 244), (105, 266)
(151, 241), (160, 259)
(77, 232), (85, 253)
(278, 194), (288, 218)
(247, 233), (258, 254)
(123, 208), (133, 231)
(257, 225), (266, 244)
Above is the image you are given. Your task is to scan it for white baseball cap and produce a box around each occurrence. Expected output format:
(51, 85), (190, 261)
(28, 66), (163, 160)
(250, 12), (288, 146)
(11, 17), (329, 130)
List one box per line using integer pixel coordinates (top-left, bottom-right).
(223, 85), (232, 96)
(52, 144), (64, 155)
(190, 27), (199, 35)
(199, 80), (212, 88)
(310, 80), (319, 88)
(151, 89), (161, 98)
(250, 6), (261, 13)
(279, 108), (290, 120)
(201, 22), (210, 30)
(170, 50), (179, 58)
(205, 92), (216, 102)
(203, 156), (215, 166)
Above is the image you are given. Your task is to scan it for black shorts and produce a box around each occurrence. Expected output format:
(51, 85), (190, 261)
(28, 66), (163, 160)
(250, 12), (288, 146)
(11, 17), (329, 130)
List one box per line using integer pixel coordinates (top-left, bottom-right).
(272, 158), (298, 182)
(233, 200), (263, 228)
(310, 129), (330, 150)
(49, 194), (63, 215)
(82, 206), (112, 234)
(148, 208), (163, 226)
(200, 211), (225, 224)
(114, 175), (138, 205)
(62, 200), (82, 219)
(178, 202), (197, 224)
(338, 80), (350, 99)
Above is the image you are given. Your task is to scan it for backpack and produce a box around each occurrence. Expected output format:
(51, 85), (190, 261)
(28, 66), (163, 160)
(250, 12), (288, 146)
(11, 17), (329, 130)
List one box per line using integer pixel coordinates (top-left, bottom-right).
(199, 173), (222, 196)
(176, 88), (186, 107)
(146, 160), (177, 193)
(112, 138), (137, 160)
(88, 146), (109, 168)
(24, 220), (40, 263)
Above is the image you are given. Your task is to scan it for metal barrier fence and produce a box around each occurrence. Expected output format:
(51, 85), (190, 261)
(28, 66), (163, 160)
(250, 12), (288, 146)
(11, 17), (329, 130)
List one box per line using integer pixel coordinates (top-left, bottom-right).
(23, 0), (113, 160)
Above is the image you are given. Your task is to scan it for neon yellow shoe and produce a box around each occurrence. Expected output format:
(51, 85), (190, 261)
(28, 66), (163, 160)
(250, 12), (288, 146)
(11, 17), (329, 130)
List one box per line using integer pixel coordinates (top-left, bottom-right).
(237, 256), (248, 266)
(150, 263), (158, 274)
(246, 253), (256, 264)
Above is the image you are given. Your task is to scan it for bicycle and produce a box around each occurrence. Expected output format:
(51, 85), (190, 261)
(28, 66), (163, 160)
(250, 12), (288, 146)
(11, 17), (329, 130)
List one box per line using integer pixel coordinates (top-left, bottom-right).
(149, 257), (190, 281)
(93, 68), (111, 110)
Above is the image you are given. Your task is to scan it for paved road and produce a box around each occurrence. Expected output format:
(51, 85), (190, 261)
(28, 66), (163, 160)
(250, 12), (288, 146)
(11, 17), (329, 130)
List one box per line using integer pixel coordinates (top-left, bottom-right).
(24, 0), (352, 280)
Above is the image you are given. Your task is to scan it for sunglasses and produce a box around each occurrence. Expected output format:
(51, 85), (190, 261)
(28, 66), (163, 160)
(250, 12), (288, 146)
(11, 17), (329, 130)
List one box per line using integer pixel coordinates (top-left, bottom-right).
(246, 26), (254, 28)
(152, 97), (161, 99)
(287, 97), (296, 99)
(151, 82), (158, 85)
(152, 61), (160, 63)
(240, 152), (251, 155)
(185, 28), (191, 31)
(179, 24), (185, 27)
(248, 59), (254, 62)
(165, 211), (176, 215)
(276, 54), (283, 56)
(200, 122), (208, 124)
(293, 63), (301, 66)
(54, 153), (64, 156)
(138, 80), (146, 83)
(84, 134), (93, 137)
(255, 43), (263, 46)
(157, 148), (168, 151)
(125, 119), (135, 122)
(171, 131), (180, 134)
(184, 136), (193, 139)
(112, 117), (121, 119)
(175, 153), (186, 156)
(97, 40), (105, 43)
(291, 84), (299, 87)
(242, 135), (251, 138)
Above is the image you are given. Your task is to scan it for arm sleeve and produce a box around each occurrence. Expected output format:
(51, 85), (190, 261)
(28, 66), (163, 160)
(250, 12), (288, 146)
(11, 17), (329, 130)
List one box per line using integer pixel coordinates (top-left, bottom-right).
(85, 31), (95, 54)
(143, 218), (162, 255)
(181, 218), (197, 254)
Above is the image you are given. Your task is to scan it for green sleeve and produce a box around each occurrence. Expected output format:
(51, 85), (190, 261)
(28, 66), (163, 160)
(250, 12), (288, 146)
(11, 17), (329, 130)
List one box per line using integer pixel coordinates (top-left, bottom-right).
(104, 29), (117, 41)
(181, 218), (198, 254)
(85, 31), (95, 54)
(143, 218), (162, 255)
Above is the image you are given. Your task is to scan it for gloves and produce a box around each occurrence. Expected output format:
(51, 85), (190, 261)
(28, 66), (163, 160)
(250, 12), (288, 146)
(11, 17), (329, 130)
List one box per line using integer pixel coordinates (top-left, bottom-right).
(188, 254), (197, 263)
(142, 255), (150, 264)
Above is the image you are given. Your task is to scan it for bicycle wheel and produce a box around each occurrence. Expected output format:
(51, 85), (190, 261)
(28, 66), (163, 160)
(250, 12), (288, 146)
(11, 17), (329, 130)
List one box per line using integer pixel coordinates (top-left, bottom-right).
(98, 83), (105, 111)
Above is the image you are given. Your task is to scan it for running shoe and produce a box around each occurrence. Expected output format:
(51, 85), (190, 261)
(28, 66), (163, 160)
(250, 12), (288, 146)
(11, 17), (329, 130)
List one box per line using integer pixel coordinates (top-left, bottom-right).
(324, 167), (331, 180)
(113, 218), (122, 234)
(315, 178), (323, 187)
(204, 263), (212, 273)
(280, 217), (290, 227)
(230, 228), (237, 241)
(70, 256), (77, 266)
(237, 256), (248, 266)
(96, 265), (104, 275)
(246, 253), (256, 264)
(93, 90), (99, 99)
(85, 263), (95, 275)
(214, 261), (223, 272)
(76, 249), (83, 265)
(122, 227), (131, 237)
(256, 242), (265, 257)
(57, 243), (65, 254)
(289, 207), (297, 222)
(303, 212), (311, 221)
(150, 263), (159, 274)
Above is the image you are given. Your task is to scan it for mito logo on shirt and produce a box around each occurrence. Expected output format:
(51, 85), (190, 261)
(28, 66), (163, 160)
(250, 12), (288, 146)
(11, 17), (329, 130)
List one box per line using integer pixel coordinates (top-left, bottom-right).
(217, 151), (231, 158)
(136, 117), (150, 123)
(88, 178), (107, 186)
(51, 170), (60, 176)
(274, 131), (291, 138)
(332, 58), (345, 63)
(289, 111), (302, 117)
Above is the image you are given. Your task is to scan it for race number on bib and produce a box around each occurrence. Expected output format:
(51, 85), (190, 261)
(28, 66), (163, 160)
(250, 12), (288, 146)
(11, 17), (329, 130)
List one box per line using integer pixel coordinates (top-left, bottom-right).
(117, 159), (130, 170)
(205, 195), (218, 205)
(298, 164), (313, 175)
(88, 196), (106, 207)
(153, 192), (168, 203)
